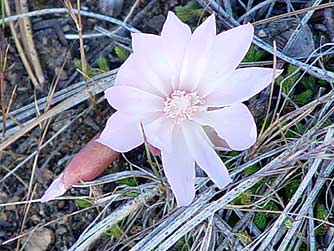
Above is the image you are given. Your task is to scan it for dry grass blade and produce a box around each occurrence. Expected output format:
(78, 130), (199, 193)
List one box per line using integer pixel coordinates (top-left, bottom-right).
(0, 69), (116, 152)
(0, 8), (140, 33)
(3, 0), (41, 90)
(15, 0), (45, 86)
(69, 184), (160, 251)
(258, 129), (334, 250)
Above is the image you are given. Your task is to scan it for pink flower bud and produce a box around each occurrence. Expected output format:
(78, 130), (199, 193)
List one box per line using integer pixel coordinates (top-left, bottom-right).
(41, 134), (119, 202)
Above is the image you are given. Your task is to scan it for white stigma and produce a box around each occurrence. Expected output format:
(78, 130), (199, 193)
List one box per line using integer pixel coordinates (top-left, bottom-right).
(164, 90), (206, 124)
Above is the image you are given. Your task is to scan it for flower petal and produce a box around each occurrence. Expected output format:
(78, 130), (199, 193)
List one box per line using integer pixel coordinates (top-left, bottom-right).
(97, 111), (144, 152)
(143, 116), (175, 151)
(161, 12), (192, 89)
(182, 121), (232, 188)
(204, 24), (254, 81)
(105, 85), (164, 114)
(115, 54), (162, 96)
(132, 33), (173, 96)
(206, 67), (283, 106)
(161, 126), (195, 206)
(41, 173), (66, 202)
(195, 103), (257, 151)
(179, 15), (216, 92)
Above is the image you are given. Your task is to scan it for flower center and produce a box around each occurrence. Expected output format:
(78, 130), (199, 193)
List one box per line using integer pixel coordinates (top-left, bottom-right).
(164, 90), (205, 124)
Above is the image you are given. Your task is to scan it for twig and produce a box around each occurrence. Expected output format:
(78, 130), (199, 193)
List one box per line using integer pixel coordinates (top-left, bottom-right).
(252, 2), (334, 26)
(15, 0), (45, 87)
(282, 0), (324, 56)
(259, 128), (334, 250)
(69, 184), (160, 251)
(277, 159), (334, 250)
(0, 8), (140, 33)
(0, 69), (117, 152)
(64, 0), (88, 79)
(3, 0), (41, 90)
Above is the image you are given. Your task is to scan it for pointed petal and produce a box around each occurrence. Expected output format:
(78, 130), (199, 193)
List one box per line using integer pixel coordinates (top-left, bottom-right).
(202, 24), (254, 85)
(41, 173), (66, 202)
(161, 12), (192, 89)
(97, 112), (144, 152)
(105, 85), (164, 114)
(132, 33), (173, 96)
(182, 122), (232, 188)
(115, 54), (162, 96)
(161, 126), (195, 206)
(206, 67), (283, 106)
(195, 103), (257, 151)
(143, 116), (175, 151)
(179, 15), (216, 92)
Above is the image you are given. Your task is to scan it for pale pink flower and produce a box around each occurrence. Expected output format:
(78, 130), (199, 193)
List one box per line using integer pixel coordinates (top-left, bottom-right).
(98, 12), (282, 206)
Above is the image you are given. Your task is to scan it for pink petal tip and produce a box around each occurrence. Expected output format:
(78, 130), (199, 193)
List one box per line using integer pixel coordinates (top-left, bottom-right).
(41, 173), (67, 202)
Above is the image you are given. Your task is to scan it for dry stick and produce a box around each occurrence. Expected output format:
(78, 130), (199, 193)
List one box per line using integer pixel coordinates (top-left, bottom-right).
(64, 0), (88, 79)
(129, 188), (217, 251)
(252, 2), (334, 26)
(307, 184), (316, 251)
(281, 0), (324, 56)
(0, 71), (111, 134)
(0, 8), (140, 33)
(15, 0), (45, 86)
(0, 69), (116, 152)
(3, 0), (41, 90)
(0, 44), (9, 138)
(68, 185), (160, 251)
(277, 160), (334, 250)
(237, 0), (274, 23)
(258, 129), (334, 250)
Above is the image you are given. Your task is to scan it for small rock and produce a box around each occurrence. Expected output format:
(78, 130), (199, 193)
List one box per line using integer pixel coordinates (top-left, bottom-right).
(23, 228), (55, 251)
(30, 215), (41, 222)
(257, 29), (267, 38)
(0, 212), (7, 222)
(99, 0), (124, 17)
(57, 226), (67, 235)
(57, 200), (65, 209)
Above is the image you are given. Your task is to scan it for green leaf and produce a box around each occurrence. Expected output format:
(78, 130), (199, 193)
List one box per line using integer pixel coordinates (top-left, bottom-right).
(276, 65), (301, 94)
(175, 2), (203, 22)
(243, 45), (266, 62)
(116, 178), (137, 187)
(234, 191), (252, 205)
(254, 213), (267, 230)
(284, 219), (293, 229)
(75, 199), (93, 208)
(236, 230), (252, 244)
(114, 46), (129, 61)
(103, 223), (123, 238)
(294, 89), (313, 105)
(97, 57), (110, 72)
(301, 76), (316, 94)
(243, 165), (260, 175)
(315, 204), (328, 235)
(284, 180), (300, 201)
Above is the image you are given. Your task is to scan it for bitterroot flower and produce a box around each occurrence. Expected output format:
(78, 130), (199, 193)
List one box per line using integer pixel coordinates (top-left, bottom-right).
(97, 12), (282, 206)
